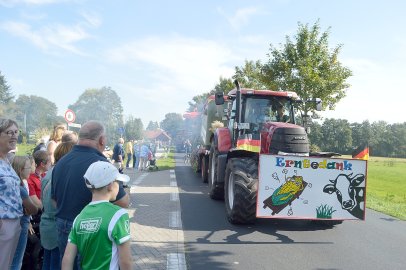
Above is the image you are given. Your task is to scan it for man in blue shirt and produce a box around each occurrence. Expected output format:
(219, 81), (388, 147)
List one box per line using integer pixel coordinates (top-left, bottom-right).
(112, 138), (124, 173)
(51, 121), (129, 267)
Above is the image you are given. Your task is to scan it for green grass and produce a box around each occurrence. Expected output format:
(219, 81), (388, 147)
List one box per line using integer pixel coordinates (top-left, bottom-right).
(16, 143), (35, 156)
(366, 157), (406, 220)
(156, 148), (175, 170)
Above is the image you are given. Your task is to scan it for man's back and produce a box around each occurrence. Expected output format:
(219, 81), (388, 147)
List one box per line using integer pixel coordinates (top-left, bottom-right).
(69, 201), (130, 270)
(140, 145), (149, 158)
(133, 144), (140, 155)
(112, 143), (124, 162)
(52, 145), (108, 221)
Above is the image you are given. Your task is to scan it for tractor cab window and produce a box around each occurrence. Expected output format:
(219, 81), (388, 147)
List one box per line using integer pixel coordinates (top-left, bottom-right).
(228, 101), (237, 131)
(243, 97), (293, 127)
(244, 98), (270, 124)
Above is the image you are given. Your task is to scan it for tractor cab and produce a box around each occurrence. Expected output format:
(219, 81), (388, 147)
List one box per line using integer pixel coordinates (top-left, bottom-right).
(215, 85), (311, 155)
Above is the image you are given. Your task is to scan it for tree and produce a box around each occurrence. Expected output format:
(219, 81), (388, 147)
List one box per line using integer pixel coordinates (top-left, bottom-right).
(125, 116), (143, 140)
(233, 60), (267, 89)
(187, 77), (234, 113)
(390, 123), (406, 158)
(146, 121), (159, 131)
(370, 121), (391, 157)
(187, 93), (210, 113)
(351, 120), (373, 150)
(160, 113), (184, 139)
(321, 118), (352, 153)
(0, 71), (14, 104)
(14, 95), (59, 135)
(262, 20), (352, 117)
(213, 77), (234, 95)
(69, 87), (124, 145)
(307, 121), (323, 151)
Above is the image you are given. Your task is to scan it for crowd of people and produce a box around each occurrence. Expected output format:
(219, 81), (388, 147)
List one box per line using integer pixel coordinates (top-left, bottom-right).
(0, 118), (134, 270)
(109, 137), (157, 172)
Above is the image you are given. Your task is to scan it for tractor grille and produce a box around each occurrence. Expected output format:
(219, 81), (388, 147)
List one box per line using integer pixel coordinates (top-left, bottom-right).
(269, 127), (309, 154)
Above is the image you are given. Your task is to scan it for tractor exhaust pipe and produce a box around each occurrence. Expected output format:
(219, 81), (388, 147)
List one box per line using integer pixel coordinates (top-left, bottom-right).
(234, 80), (241, 147)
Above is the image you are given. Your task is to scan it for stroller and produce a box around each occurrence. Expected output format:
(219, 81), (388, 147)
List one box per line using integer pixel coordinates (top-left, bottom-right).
(147, 152), (159, 171)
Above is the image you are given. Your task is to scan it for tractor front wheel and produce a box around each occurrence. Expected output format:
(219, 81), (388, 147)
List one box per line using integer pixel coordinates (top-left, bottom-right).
(224, 157), (258, 224)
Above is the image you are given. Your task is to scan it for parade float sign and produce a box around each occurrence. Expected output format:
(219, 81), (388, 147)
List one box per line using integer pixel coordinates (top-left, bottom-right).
(257, 155), (367, 220)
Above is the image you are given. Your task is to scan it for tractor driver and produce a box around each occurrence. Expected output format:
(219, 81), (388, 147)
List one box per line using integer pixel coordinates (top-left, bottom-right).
(276, 104), (290, 123)
(257, 107), (271, 123)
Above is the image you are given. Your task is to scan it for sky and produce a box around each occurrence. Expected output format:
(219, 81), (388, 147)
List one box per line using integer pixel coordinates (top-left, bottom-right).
(1, 0), (405, 127)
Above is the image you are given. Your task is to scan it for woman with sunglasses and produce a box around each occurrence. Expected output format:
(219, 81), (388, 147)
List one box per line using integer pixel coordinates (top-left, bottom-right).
(0, 118), (24, 268)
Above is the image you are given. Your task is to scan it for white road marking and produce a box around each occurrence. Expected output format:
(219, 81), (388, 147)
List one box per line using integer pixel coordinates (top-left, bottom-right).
(170, 181), (177, 187)
(170, 192), (179, 202)
(169, 211), (181, 228)
(167, 253), (187, 270)
(132, 172), (148, 185)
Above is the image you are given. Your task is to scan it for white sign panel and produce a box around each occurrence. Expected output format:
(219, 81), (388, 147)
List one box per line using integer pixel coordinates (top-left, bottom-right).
(68, 122), (81, 128)
(257, 155), (367, 220)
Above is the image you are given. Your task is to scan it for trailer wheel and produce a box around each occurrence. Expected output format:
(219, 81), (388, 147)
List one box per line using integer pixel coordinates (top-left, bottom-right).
(191, 153), (200, 173)
(208, 143), (224, 199)
(201, 155), (209, 183)
(225, 158), (258, 224)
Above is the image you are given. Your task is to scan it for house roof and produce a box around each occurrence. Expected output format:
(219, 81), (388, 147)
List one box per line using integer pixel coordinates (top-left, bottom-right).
(144, 129), (171, 141)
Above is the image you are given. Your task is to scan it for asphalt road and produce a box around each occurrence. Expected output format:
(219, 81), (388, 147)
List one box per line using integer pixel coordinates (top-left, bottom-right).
(174, 153), (406, 270)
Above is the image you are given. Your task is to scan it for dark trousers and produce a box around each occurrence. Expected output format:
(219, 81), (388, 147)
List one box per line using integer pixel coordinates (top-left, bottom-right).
(42, 247), (61, 270)
(56, 218), (80, 270)
(126, 153), (132, 168)
(132, 155), (137, 168)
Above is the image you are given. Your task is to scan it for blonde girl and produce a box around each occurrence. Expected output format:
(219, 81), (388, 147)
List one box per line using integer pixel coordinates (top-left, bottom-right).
(47, 123), (67, 165)
(10, 156), (39, 270)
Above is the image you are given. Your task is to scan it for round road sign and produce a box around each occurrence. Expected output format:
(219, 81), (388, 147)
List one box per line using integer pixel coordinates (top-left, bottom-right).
(64, 109), (76, 123)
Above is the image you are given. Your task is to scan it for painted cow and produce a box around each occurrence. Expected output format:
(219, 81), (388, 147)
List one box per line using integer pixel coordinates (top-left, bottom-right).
(323, 173), (365, 219)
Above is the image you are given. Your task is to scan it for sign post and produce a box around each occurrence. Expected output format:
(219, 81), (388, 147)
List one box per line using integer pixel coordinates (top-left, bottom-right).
(117, 127), (125, 138)
(64, 109), (76, 123)
(64, 109), (77, 130)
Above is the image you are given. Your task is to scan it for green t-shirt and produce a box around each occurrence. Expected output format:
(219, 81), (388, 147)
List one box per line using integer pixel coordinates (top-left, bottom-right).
(68, 201), (130, 270)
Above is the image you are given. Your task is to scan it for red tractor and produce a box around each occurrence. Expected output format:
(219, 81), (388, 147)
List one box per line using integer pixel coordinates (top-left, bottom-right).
(208, 80), (323, 224)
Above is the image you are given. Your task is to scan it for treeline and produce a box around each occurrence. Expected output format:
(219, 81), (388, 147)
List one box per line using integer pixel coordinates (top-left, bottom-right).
(308, 119), (406, 158)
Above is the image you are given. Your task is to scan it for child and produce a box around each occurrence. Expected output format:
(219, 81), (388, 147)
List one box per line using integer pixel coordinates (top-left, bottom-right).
(62, 161), (132, 270)
(10, 156), (39, 270)
(28, 150), (51, 209)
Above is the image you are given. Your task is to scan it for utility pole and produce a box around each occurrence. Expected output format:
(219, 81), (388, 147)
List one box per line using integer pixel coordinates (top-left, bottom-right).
(24, 112), (27, 133)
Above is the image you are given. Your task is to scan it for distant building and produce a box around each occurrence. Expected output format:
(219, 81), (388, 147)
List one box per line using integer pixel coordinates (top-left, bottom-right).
(143, 129), (171, 147)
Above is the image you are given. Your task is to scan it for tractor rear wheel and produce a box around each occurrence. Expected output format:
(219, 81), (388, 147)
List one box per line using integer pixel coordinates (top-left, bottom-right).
(208, 143), (224, 200)
(225, 157), (258, 224)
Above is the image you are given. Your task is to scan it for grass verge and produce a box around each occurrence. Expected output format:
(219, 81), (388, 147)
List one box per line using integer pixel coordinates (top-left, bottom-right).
(16, 143), (35, 156)
(366, 157), (406, 220)
(156, 148), (175, 170)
